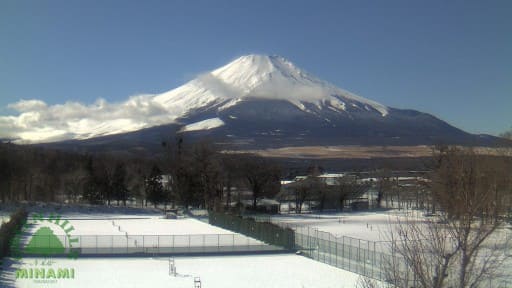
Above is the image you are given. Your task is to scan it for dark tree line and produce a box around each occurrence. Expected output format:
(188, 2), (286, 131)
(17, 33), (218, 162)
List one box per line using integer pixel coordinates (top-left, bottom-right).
(163, 138), (281, 211)
(360, 146), (512, 288)
(0, 139), (282, 212)
(0, 142), (153, 206)
(281, 165), (370, 213)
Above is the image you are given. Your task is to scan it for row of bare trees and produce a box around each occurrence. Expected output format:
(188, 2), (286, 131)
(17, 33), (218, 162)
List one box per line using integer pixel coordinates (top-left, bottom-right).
(280, 165), (371, 213)
(360, 146), (512, 288)
(0, 139), (282, 211)
(0, 142), (157, 206)
(164, 138), (281, 211)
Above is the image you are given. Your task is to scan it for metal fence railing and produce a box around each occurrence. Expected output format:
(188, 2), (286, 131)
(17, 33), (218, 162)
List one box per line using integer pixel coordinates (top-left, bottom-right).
(238, 214), (391, 280)
(238, 214), (512, 287)
(292, 225), (388, 280)
(209, 212), (295, 250)
(20, 233), (283, 256)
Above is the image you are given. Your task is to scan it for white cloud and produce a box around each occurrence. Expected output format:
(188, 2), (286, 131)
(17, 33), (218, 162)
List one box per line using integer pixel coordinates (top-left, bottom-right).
(196, 73), (245, 99)
(0, 94), (177, 143)
(8, 99), (47, 112)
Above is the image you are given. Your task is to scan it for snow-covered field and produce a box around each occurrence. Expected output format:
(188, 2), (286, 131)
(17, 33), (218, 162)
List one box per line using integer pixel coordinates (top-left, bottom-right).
(259, 210), (420, 242)
(24, 203), (162, 218)
(27, 217), (246, 236)
(21, 213), (267, 255)
(1, 206), (363, 288)
(3, 254), (362, 288)
(2, 205), (510, 287)
(251, 210), (512, 271)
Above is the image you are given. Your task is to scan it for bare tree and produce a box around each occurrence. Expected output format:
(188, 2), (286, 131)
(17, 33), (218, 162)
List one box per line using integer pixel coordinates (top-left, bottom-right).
(286, 177), (317, 214)
(240, 154), (281, 210)
(190, 141), (224, 210)
(375, 169), (392, 209)
(220, 154), (243, 210)
(334, 176), (370, 211)
(63, 169), (87, 203)
(361, 146), (511, 288)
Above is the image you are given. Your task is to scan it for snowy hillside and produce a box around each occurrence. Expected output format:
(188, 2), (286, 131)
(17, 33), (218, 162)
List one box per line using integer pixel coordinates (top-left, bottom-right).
(2, 54), (394, 143)
(154, 54), (388, 120)
(20, 54), (508, 149)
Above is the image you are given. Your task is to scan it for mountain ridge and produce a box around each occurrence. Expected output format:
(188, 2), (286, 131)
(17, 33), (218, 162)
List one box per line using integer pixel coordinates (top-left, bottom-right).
(30, 54), (511, 152)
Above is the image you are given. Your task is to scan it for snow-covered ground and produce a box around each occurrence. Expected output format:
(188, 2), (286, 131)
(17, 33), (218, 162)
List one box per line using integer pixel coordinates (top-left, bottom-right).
(259, 209), (512, 287)
(111, 218), (235, 235)
(27, 217), (243, 236)
(1, 205), (364, 287)
(261, 209), (512, 256)
(25, 203), (162, 218)
(2, 204), (509, 287)
(22, 215), (267, 254)
(180, 117), (225, 132)
(2, 254), (363, 288)
(259, 210), (420, 242)
(270, 209), (510, 242)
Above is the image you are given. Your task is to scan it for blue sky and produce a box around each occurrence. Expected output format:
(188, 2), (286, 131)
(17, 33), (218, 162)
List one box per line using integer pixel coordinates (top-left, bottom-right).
(1, 0), (511, 137)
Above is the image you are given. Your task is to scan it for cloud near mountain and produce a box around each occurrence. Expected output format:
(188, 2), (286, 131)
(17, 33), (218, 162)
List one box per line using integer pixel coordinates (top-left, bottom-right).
(3, 54), (496, 149)
(0, 95), (176, 143)
(1, 54), (390, 143)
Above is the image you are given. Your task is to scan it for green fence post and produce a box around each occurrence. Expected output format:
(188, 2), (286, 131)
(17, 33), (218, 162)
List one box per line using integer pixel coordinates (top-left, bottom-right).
(342, 236), (345, 268)
(358, 239), (361, 274)
(336, 238), (338, 267)
(348, 237), (351, 271)
(329, 233), (332, 265)
(372, 241), (375, 278)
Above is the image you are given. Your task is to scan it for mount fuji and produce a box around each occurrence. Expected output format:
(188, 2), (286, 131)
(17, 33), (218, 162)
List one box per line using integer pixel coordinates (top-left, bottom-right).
(47, 54), (505, 153)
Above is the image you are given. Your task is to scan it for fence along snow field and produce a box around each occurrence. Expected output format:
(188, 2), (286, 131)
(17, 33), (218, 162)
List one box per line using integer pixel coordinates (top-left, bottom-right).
(230, 214), (512, 287)
(21, 233), (283, 256)
(293, 225), (388, 280)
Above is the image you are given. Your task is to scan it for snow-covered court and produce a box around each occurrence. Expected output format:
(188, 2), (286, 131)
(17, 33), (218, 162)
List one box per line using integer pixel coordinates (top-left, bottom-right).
(3, 254), (362, 288)
(2, 206), (510, 288)
(21, 215), (270, 255)
(264, 210), (427, 242)
(3, 210), (343, 287)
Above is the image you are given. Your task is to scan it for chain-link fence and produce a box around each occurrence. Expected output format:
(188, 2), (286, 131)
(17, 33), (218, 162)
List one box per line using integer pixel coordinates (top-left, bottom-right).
(20, 233), (283, 256)
(292, 225), (389, 280)
(236, 213), (391, 280)
(235, 213), (512, 287)
(209, 212), (295, 250)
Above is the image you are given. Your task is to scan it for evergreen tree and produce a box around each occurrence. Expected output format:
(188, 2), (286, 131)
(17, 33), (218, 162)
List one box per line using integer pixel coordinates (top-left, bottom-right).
(145, 165), (164, 208)
(82, 157), (103, 204)
(112, 163), (129, 206)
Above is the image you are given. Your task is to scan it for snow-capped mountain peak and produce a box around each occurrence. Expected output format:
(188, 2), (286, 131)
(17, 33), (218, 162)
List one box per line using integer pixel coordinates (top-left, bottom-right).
(154, 54), (388, 118)
(211, 54), (307, 93)
(2, 54), (392, 143)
